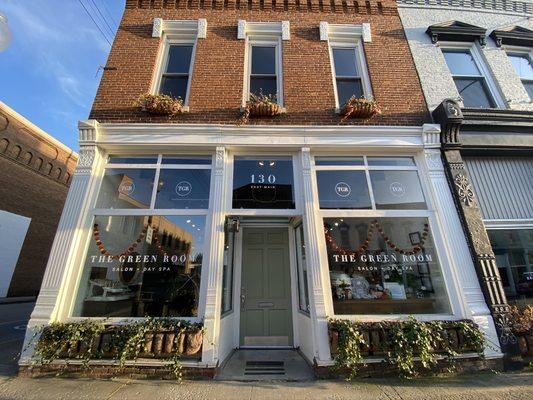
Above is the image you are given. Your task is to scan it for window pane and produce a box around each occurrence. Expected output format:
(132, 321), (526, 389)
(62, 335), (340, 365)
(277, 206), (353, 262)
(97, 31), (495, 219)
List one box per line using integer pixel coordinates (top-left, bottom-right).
(370, 170), (426, 210)
(222, 231), (235, 315)
(96, 169), (155, 209)
(324, 217), (451, 315)
(160, 76), (188, 100)
(108, 156), (158, 164)
(251, 46), (276, 75)
(232, 157), (295, 209)
(316, 170), (372, 210)
(315, 156), (364, 166)
(161, 156), (212, 165)
(332, 48), (359, 77)
(295, 225), (310, 313)
(166, 45), (193, 74)
(155, 169), (211, 209)
(443, 50), (480, 76)
(74, 215), (206, 317)
(454, 77), (495, 108)
(488, 229), (533, 304)
(250, 77), (277, 99)
(367, 157), (415, 167)
(336, 78), (364, 106)
(508, 54), (533, 80)
(524, 82), (533, 99)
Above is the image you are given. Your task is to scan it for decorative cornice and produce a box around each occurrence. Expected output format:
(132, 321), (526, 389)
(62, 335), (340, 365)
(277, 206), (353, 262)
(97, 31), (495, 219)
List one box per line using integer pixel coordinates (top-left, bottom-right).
(491, 25), (533, 48)
(78, 120), (99, 144)
(319, 22), (372, 42)
(151, 18), (207, 39)
(397, 0), (533, 15)
(432, 99), (463, 148)
(422, 123), (441, 148)
(426, 20), (487, 46)
(461, 108), (533, 131)
(237, 20), (290, 40)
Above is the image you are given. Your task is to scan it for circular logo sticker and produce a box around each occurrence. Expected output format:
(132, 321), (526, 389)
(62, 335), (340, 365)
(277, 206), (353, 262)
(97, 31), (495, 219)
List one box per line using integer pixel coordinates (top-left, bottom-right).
(175, 181), (192, 197)
(389, 182), (406, 197)
(118, 182), (135, 196)
(335, 182), (351, 197)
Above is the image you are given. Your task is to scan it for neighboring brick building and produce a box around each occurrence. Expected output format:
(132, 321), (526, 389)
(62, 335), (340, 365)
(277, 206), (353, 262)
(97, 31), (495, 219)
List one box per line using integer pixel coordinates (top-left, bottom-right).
(0, 101), (77, 298)
(22, 0), (502, 377)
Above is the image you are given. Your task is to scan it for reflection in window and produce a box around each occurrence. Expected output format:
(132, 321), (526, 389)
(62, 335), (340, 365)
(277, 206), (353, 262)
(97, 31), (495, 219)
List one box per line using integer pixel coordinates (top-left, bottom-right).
(159, 45), (194, 101)
(332, 48), (364, 106)
(222, 231), (235, 315)
(295, 225), (310, 313)
(250, 46), (278, 100)
(155, 169), (211, 209)
(488, 229), (533, 304)
(370, 170), (426, 210)
(74, 215), (205, 317)
(96, 169), (156, 209)
(232, 156), (295, 209)
(316, 170), (371, 209)
(367, 157), (415, 167)
(108, 156), (158, 164)
(324, 217), (450, 315)
(315, 157), (364, 166)
(508, 54), (533, 99)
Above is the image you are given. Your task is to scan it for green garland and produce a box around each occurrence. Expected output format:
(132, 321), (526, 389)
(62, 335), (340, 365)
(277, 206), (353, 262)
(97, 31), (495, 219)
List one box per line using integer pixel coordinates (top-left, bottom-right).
(31, 318), (204, 380)
(329, 317), (485, 379)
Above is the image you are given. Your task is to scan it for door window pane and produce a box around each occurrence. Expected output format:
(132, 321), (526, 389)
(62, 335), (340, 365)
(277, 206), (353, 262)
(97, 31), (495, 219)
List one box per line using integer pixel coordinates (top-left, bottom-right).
(316, 170), (371, 210)
(96, 169), (155, 209)
(295, 225), (310, 313)
(332, 48), (359, 77)
(166, 45), (193, 74)
(443, 50), (480, 76)
(155, 169), (211, 209)
(251, 46), (276, 74)
(454, 77), (495, 108)
(336, 79), (364, 105)
(160, 76), (189, 100)
(488, 229), (533, 304)
(324, 217), (451, 315)
(370, 170), (426, 210)
(232, 157), (295, 209)
(222, 231), (235, 315)
(74, 215), (205, 317)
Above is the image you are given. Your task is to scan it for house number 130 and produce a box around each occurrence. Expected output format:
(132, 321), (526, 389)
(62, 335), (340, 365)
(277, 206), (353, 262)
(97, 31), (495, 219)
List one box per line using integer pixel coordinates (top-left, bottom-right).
(251, 174), (276, 184)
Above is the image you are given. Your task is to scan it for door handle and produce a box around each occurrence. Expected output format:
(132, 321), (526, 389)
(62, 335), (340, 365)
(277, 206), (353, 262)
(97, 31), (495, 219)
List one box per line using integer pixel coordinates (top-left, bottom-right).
(241, 294), (246, 306)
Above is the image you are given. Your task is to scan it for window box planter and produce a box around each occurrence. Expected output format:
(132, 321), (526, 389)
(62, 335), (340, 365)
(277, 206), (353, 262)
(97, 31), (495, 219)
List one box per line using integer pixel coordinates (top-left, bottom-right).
(135, 93), (186, 117)
(339, 96), (381, 122)
(240, 93), (285, 124)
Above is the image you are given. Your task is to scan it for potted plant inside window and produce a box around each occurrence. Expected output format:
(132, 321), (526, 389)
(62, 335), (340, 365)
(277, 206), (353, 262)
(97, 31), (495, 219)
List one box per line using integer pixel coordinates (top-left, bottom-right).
(135, 93), (184, 117)
(240, 92), (283, 125)
(339, 95), (381, 123)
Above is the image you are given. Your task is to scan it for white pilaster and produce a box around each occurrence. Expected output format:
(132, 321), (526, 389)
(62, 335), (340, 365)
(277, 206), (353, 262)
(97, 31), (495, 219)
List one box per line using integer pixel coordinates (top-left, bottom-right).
(20, 120), (104, 363)
(201, 147), (226, 367)
(301, 148), (331, 363)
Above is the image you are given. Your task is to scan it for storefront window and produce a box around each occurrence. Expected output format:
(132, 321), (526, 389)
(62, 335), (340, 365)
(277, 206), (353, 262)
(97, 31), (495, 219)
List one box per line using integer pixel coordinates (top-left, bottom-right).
(155, 169), (211, 209)
(316, 171), (371, 209)
(488, 229), (533, 305)
(369, 170), (426, 210)
(73, 215), (206, 317)
(324, 217), (450, 315)
(295, 224), (310, 313)
(96, 169), (155, 209)
(232, 156), (295, 209)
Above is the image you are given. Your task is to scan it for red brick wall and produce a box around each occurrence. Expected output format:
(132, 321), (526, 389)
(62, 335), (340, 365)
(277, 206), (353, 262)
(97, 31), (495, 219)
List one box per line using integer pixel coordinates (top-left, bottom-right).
(0, 110), (77, 297)
(90, 1), (429, 126)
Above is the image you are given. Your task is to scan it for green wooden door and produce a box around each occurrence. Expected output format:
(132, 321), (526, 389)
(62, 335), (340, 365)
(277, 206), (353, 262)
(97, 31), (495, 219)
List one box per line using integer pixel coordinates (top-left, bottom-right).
(240, 228), (293, 347)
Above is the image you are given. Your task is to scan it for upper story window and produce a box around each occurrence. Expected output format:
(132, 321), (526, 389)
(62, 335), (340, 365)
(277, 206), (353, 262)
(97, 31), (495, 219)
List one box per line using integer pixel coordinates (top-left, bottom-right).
(442, 49), (496, 108)
(508, 53), (533, 100)
(238, 20), (290, 106)
(320, 22), (373, 109)
(159, 45), (194, 102)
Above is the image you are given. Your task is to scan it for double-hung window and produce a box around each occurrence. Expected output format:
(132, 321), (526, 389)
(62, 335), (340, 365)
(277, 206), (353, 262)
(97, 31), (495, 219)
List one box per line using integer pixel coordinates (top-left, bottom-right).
(331, 47), (365, 106)
(249, 45), (279, 101)
(158, 44), (194, 103)
(442, 49), (496, 108)
(508, 53), (533, 100)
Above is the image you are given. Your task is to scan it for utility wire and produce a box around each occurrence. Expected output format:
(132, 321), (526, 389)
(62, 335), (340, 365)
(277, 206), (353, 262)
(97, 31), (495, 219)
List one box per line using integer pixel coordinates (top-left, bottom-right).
(98, 0), (119, 29)
(76, 0), (112, 46)
(89, 0), (116, 38)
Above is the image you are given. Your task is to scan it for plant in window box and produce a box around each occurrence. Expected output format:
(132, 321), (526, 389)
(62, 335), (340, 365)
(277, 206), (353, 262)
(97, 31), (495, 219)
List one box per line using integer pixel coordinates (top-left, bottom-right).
(339, 95), (381, 123)
(135, 93), (184, 117)
(240, 92), (283, 125)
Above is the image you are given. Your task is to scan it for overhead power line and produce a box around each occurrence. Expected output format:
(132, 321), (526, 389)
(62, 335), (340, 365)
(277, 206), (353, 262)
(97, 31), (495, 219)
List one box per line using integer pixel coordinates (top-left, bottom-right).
(98, 0), (119, 29)
(89, 0), (116, 38)
(76, 0), (112, 46)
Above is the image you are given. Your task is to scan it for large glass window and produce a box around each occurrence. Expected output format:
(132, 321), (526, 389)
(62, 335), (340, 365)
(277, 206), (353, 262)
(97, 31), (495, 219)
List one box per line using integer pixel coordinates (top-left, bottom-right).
(331, 47), (364, 106)
(249, 45), (278, 101)
(488, 229), (533, 305)
(442, 49), (496, 108)
(232, 156), (295, 209)
(315, 155), (450, 315)
(159, 45), (194, 102)
(508, 53), (533, 100)
(74, 155), (212, 318)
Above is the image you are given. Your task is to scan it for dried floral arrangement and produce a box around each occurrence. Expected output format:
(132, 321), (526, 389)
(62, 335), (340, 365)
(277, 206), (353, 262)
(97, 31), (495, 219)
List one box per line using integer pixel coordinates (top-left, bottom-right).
(339, 95), (381, 123)
(135, 93), (184, 117)
(240, 92), (283, 125)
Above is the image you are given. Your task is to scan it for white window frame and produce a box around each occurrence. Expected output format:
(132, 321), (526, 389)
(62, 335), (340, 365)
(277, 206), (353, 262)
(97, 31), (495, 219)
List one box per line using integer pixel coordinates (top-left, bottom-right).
(67, 153), (215, 324)
(504, 46), (533, 101)
(439, 42), (506, 109)
(312, 154), (460, 321)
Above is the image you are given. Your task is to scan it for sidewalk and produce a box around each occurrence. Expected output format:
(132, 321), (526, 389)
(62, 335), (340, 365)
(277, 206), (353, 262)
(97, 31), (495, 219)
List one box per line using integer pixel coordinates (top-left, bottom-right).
(0, 371), (532, 400)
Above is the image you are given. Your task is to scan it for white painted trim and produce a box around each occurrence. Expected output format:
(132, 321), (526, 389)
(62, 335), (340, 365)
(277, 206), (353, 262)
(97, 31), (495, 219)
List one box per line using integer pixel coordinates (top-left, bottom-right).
(152, 19), (207, 39)
(319, 22), (372, 43)
(237, 20), (290, 41)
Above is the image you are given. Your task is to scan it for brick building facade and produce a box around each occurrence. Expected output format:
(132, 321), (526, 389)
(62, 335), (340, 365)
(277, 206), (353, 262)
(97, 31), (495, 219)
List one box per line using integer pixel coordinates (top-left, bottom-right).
(0, 102), (77, 298)
(21, 0), (503, 377)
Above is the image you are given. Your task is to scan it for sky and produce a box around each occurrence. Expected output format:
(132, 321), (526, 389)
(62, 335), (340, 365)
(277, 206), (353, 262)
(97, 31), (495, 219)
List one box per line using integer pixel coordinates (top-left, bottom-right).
(0, 0), (125, 150)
